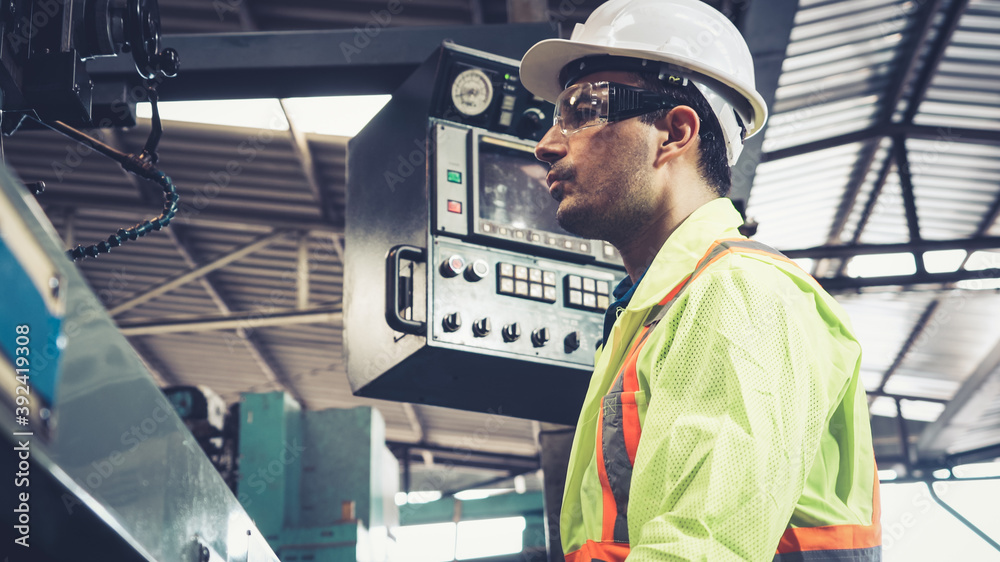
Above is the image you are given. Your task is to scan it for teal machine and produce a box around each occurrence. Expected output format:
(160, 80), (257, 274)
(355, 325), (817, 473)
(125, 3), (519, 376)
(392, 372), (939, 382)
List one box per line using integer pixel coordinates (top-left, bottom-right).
(0, 166), (279, 561)
(237, 392), (399, 561)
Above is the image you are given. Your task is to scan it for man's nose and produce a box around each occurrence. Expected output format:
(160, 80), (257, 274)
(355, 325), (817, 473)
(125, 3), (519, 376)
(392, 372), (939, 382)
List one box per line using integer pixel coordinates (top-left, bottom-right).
(534, 125), (567, 163)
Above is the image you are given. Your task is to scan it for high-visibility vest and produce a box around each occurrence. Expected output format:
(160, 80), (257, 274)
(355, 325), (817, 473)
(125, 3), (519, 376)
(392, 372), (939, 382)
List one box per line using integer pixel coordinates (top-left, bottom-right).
(561, 201), (881, 562)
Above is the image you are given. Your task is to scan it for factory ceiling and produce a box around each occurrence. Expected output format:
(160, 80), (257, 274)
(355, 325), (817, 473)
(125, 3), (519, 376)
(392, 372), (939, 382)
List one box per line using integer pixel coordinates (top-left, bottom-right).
(5, 0), (1000, 493)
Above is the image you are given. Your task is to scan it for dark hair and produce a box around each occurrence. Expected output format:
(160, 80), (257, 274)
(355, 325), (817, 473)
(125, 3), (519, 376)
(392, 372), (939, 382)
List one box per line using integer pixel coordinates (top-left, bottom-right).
(631, 72), (731, 197)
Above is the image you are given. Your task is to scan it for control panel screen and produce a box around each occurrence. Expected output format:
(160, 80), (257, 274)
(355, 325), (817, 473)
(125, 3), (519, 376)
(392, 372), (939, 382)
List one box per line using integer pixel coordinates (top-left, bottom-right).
(477, 139), (571, 237)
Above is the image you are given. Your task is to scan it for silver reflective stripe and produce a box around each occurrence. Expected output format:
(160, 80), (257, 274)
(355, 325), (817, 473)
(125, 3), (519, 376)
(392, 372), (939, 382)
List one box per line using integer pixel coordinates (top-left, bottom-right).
(773, 546), (882, 561)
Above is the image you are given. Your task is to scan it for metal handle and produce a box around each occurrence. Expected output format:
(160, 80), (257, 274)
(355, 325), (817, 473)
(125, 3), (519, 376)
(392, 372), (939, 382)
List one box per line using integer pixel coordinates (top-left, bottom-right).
(386, 244), (426, 335)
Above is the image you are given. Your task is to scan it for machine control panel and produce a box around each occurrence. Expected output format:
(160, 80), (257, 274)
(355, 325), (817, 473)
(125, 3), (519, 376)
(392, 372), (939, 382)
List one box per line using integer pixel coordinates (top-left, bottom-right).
(430, 238), (622, 367)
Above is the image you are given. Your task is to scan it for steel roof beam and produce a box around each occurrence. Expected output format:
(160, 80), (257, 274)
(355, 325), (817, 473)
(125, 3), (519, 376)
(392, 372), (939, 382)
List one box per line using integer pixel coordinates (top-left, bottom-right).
(727, 0), (798, 205)
(108, 229), (291, 316)
(816, 269), (1000, 292)
(894, 136), (926, 273)
(901, 0), (973, 125)
(163, 226), (308, 408)
(116, 306), (343, 336)
(87, 25), (556, 101)
(784, 235), (1000, 259)
(763, 124), (1000, 163)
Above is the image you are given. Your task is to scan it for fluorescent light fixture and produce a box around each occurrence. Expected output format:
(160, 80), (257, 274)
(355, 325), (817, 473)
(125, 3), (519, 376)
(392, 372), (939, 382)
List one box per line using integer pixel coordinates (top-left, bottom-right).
(453, 488), (512, 501)
(136, 99), (289, 130)
(394, 522), (457, 562)
(868, 395), (899, 418)
(846, 252), (916, 278)
(135, 94), (392, 137)
(956, 278), (1000, 291)
(898, 399), (946, 423)
(923, 249), (967, 273)
(878, 469), (898, 481)
(965, 250), (1000, 271)
(952, 462), (1000, 479)
(281, 95), (392, 137)
(395, 490), (442, 505)
(932, 468), (951, 479)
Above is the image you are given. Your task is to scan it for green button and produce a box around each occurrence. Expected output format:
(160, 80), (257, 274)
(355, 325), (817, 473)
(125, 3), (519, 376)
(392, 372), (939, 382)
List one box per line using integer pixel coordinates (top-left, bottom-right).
(447, 170), (462, 183)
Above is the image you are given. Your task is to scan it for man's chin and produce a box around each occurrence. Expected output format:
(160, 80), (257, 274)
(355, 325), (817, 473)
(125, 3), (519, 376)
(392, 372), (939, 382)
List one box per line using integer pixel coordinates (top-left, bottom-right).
(556, 206), (603, 241)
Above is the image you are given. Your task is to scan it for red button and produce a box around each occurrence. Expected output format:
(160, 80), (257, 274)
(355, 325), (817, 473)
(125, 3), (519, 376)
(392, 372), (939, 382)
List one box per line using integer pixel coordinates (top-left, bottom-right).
(447, 200), (463, 214)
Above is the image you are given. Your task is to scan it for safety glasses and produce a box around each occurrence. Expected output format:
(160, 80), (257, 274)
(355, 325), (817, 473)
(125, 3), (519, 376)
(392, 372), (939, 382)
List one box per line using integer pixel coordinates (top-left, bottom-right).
(553, 81), (680, 135)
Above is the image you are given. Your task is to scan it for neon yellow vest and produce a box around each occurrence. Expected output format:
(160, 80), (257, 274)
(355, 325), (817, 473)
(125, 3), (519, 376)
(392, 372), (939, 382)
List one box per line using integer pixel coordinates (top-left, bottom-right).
(560, 198), (881, 562)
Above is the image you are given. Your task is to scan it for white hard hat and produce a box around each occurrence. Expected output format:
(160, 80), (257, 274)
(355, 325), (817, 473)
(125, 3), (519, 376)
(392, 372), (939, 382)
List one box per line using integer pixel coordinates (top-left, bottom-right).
(520, 0), (768, 165)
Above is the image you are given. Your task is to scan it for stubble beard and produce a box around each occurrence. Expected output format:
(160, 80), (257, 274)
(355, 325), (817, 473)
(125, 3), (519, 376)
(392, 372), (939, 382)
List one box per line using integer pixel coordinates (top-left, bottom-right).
(554, 140), (656, 246)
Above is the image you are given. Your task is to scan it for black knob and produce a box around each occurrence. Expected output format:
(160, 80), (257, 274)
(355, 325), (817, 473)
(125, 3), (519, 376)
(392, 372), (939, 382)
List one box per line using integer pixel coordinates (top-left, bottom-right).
(517, 107), (546, 137)
(502, 322), (521, 343)
(442, 312), (461, 332)
(440, 255), (465, 278)
(531, 327), (550, 348)
(465, 259), (490, 282)
(564, 331), (581, 353)
(473, 317), (492, 337)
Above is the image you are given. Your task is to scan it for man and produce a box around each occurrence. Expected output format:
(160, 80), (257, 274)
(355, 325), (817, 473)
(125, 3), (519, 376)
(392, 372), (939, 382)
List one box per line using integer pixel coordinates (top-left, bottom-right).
(519, 0), (882, 560)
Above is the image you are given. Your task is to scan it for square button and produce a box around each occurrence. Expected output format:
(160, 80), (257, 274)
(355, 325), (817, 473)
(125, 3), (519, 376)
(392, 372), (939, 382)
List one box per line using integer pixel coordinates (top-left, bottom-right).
(583, 293), (597, 308)
(580, 242), (590, 252)
(514, 265), (529, 280)
(531, 233), (541, 242)
(596, 280), (610, 295)
(604, 244), (615, 257)
(515, 230), (525, 239)
(597, 295), (610, 309)
(500, 263), (514, 277)
(529, 268), (542, 283)
(582, 278), (596, 293)
(529, 283), (543, 299)
(447, 200), (462, 214)
(563, 240), (573, 249)
(542, 271), (556, 286)
(499, 278), (514, 294)
(515, 280), (529, 296)
(547, 237), (558, 245)
(483, 223), (492, 233)
(568, 290), (583, 305)
(543, 286), (557, 302)
(567, 275), (582, 290)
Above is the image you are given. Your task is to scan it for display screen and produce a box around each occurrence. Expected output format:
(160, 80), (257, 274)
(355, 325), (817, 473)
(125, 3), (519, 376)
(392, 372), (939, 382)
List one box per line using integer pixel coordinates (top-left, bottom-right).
(478, 139), (574, 237)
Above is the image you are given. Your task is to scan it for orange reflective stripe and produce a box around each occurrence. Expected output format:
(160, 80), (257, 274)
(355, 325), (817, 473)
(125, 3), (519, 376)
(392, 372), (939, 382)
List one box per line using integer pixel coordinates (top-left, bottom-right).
(776, 469), (882, 554)
(564, 540), (631, 562)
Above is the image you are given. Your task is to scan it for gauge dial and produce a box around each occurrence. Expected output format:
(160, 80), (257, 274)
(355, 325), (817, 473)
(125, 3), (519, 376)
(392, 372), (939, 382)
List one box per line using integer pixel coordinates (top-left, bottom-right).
(451, 68), (494, 116)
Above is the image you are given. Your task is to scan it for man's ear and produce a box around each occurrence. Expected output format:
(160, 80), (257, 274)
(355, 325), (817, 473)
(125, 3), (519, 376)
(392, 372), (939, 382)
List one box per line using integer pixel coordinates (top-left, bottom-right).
(653, 105), (700, 168)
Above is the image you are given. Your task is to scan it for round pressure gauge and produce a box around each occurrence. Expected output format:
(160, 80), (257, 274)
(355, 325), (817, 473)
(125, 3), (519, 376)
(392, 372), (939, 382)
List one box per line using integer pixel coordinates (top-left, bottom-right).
(451, 68), (494, 116)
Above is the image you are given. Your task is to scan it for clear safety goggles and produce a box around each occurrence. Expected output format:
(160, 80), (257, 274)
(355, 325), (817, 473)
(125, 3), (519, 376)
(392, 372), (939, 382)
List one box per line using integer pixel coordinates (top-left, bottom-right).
(553, 81), (680, 136)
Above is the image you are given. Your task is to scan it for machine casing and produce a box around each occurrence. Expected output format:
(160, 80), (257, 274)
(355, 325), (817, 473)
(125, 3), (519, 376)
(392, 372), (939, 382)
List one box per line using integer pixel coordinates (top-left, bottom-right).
(345, 44), (624, 425)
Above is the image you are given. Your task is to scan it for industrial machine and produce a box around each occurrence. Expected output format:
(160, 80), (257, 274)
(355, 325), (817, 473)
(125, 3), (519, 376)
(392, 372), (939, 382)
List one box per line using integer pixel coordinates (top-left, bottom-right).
(345, 44), (625, 425)
(237, 392), (398, 562)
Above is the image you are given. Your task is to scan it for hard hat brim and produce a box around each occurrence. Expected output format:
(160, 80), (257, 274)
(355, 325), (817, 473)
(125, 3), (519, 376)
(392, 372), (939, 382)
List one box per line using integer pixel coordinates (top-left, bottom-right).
(520, 38), (768, 138)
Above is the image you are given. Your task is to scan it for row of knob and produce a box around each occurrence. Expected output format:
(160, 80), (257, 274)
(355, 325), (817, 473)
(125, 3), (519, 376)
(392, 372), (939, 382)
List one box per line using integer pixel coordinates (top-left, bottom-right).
(442, 313), (582, 352)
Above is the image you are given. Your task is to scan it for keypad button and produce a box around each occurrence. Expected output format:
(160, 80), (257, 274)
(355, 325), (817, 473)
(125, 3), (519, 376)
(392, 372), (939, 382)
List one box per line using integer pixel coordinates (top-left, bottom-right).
(597, 295), (610, 309)
(542, 271), (556, 286)
(596, 280), (610, 295)
(543, 286), (557, 302)
(529, 283), (543, 299)
(583, 293), (597, 308)
(529, 268), (543, 283)
(515, 280), (529, 296)
(569, 290), (583, 305)
(499, 263), (514, 277)
(567, 275), (582, 290)
(582, 278), (595, 292)
(514, 266), (528, 280)
(499, 278), (514, 294)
